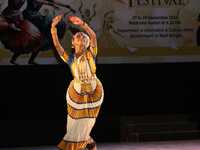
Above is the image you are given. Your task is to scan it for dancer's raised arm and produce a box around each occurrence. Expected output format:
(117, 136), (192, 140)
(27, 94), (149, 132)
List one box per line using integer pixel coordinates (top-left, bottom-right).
(68, 16), (97, 56)
(51, 15), (69, 63)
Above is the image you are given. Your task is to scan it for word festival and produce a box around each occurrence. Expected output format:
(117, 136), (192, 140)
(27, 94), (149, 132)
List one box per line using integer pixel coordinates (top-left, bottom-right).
(129, 0), (189, 7)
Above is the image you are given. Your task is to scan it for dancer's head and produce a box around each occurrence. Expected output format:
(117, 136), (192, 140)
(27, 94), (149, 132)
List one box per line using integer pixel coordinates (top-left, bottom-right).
(72, 32), (90, 55)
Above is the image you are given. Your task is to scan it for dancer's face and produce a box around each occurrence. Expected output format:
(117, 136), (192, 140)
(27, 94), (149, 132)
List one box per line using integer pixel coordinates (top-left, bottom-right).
(72, 33), (90, 55)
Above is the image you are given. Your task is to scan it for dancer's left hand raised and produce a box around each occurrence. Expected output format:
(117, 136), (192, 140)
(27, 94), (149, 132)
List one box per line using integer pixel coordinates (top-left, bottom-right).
(68, 16), (84, 26)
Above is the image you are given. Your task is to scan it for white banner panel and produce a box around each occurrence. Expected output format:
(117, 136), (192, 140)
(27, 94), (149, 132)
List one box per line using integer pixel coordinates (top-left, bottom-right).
(0, 0), (200, 64)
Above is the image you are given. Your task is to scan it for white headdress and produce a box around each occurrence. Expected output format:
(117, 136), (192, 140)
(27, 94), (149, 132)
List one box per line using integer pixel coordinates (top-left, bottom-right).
(74, 32), (90, 50)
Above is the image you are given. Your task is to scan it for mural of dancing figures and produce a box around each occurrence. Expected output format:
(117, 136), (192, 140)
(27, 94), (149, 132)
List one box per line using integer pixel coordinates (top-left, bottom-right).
(1, 0), (200, 64)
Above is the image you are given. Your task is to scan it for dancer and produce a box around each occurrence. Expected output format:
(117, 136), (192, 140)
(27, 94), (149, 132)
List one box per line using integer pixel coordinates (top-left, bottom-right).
(51, 15), (104, 150)
(22, 0), (75, 64)
(0, 0), (43, 64)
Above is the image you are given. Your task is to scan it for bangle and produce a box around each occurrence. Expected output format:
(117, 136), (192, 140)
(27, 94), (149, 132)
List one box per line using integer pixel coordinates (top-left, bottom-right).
(51, 29), (57, 34)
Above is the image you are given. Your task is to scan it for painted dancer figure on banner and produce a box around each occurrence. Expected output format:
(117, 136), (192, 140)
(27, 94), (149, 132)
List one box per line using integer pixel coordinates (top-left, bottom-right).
(103, 10), (123, 38)
(0, 0), (43, 64)
(1, 0), (25, 32)
(78, 0), (96, 25)
(51, 15), (104, 150)
(98, 9), (138, 54)
(22, 0), (76, 64)
(98, 10), (123, 51)
(178, 2), (199, 47)
(104, 0), (139, 53)
(0, 0), (76, 64)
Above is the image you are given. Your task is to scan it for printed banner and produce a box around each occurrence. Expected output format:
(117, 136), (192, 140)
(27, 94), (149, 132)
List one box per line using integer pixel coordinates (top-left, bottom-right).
(0, 0), (200, 64)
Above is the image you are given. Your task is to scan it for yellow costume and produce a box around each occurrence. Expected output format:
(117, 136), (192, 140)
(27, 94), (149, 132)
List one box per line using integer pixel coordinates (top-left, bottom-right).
(57, 49), (104, 150)
(51, 15), (103, 149)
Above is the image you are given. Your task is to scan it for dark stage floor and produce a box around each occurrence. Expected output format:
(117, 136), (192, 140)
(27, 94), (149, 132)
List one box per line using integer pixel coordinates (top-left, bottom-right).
(1, 140), (200, 150)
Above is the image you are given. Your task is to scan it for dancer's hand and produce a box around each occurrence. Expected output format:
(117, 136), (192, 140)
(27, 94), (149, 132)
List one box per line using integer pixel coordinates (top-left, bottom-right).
(68, 16), (84, 26)
(52, 15), (63, 26)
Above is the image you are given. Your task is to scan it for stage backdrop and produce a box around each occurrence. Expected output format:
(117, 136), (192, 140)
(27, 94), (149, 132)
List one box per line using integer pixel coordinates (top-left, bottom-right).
(0, 0), (200, 64)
